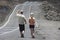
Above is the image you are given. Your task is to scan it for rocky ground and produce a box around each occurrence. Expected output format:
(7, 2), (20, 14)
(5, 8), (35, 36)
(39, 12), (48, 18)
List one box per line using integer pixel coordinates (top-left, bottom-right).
(40, 1), (60, 21)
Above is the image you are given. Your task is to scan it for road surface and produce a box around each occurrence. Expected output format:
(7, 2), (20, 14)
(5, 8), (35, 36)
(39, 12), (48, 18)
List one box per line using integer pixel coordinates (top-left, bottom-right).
(0, 1), (60, 40)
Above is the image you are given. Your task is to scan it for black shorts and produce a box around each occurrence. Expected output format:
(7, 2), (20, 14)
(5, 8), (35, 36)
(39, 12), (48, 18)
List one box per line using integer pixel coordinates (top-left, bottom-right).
(29, 25), (35, 28)
(19, 24), (25, 32)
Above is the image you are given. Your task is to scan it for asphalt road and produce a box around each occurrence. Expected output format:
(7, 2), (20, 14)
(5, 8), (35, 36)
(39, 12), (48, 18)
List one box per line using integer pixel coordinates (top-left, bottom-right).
(0, 1), (60, 40)
(0, 2), (41, 40)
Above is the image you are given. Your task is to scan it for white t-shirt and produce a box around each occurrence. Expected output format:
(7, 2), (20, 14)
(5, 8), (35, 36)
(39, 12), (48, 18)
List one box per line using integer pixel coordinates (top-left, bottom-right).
(17, 14), (26, 24)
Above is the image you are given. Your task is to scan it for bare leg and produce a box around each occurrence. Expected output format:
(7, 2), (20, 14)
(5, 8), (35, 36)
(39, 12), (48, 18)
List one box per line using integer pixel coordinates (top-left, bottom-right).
(30, 28), (35, 38)
(21, 30), (24, 38)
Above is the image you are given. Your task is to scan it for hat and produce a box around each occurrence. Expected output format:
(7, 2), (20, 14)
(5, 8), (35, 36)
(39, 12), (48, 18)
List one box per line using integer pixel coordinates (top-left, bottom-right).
(30, 12), (34, 17)
(30, 12), (34, 15)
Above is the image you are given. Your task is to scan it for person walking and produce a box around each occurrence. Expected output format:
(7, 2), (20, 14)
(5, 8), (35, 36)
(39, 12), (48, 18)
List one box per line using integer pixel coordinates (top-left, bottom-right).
(29, 13), (35, 38)
(17, 10), (27, 38)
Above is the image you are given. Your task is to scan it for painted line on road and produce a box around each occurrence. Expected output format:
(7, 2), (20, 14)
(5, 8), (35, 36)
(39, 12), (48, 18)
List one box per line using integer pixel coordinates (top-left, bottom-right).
(0, 3), (30, 35)
(0, 5), (19, 29)
(0, 27), (19, 35)
(0, 2), (31, 29)
(0, 3), (26, 29)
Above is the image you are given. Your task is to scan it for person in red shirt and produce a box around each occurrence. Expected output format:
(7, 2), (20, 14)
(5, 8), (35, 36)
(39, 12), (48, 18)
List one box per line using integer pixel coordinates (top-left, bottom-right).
(29, 13), (35, 38)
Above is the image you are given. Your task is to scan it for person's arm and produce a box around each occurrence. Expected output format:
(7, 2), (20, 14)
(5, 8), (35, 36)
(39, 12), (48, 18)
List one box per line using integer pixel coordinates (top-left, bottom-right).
(33, 17), (35, 23)
(23, 16), (27, 24)
(33, 19), (35, 23)
(16, 10), (20, 16)
(24, 18), (27, 24)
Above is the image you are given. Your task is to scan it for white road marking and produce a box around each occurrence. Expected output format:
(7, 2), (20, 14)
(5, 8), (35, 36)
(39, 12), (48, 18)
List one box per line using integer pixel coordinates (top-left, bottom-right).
(0, 27), (19, 35)
(0, 5), (19, 29)
(0, 2), (30, 35)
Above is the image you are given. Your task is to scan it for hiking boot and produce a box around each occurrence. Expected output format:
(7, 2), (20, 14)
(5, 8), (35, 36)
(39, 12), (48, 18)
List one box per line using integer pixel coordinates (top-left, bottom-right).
(32, 36), (35, 38)
(21, 34), (24, 38)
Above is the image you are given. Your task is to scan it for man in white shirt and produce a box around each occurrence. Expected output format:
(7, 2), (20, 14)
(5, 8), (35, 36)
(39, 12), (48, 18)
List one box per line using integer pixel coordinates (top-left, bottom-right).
(17, 10), (27, 38)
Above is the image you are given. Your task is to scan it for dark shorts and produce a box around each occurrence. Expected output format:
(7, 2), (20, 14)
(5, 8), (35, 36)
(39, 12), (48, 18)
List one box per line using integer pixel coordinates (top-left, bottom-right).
(29, 25), (35, 28)
(19, 24), (25, 32)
